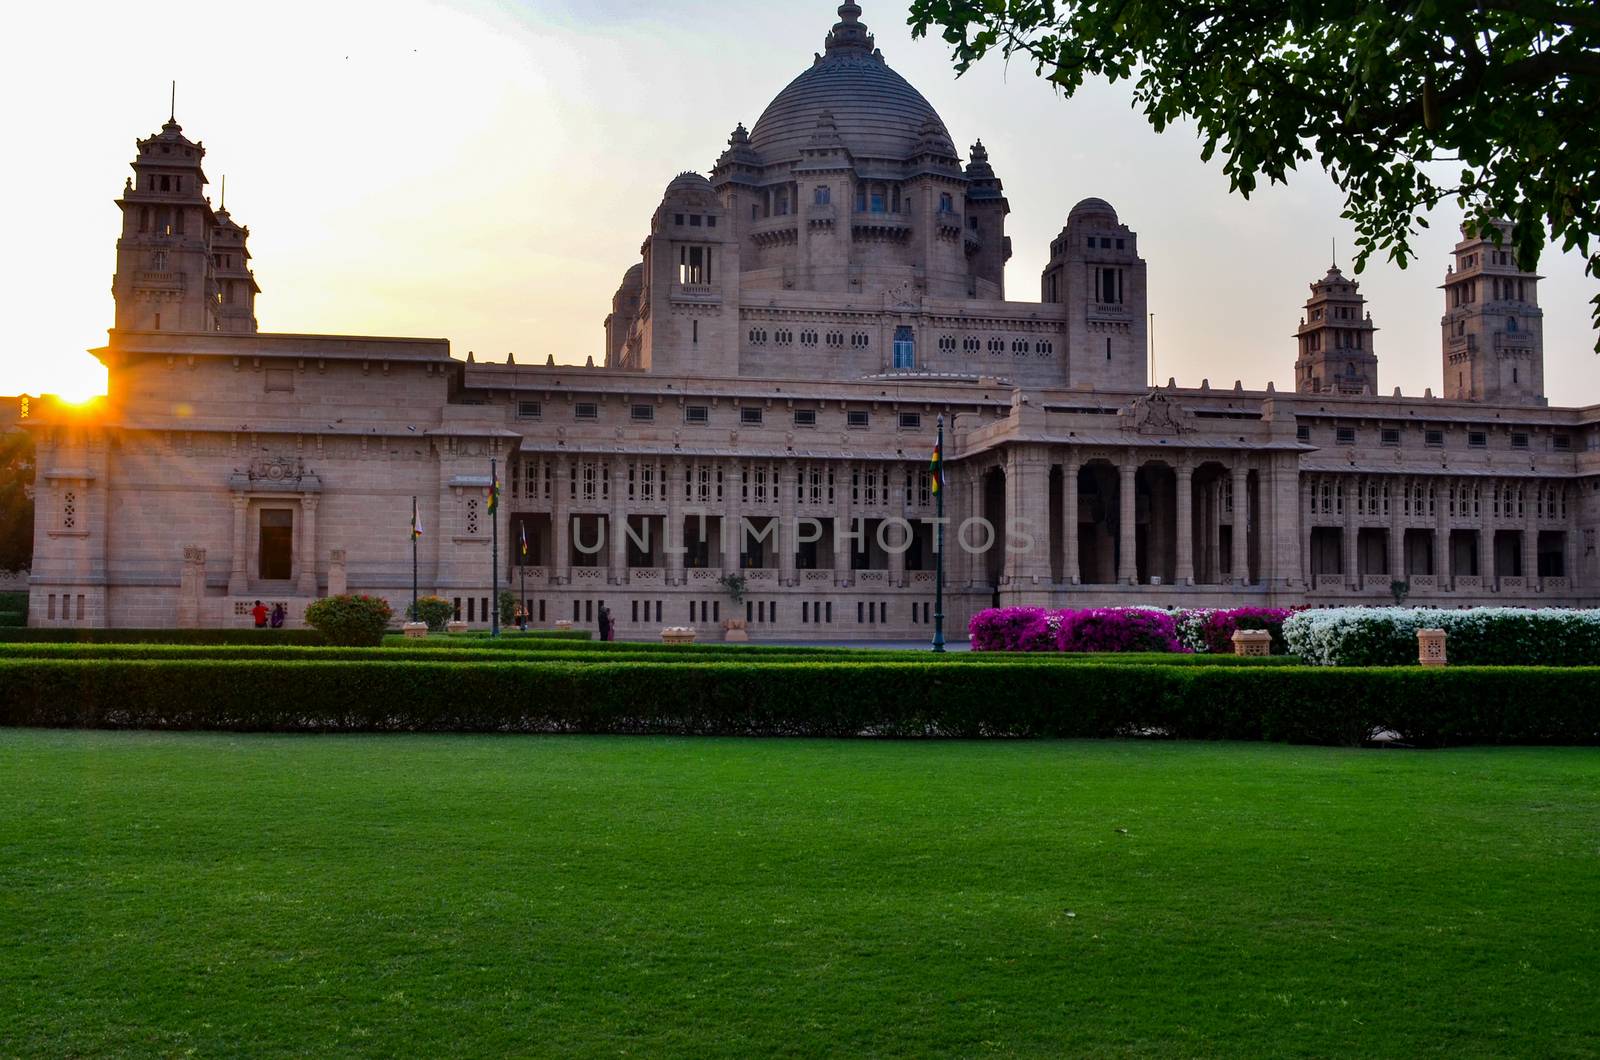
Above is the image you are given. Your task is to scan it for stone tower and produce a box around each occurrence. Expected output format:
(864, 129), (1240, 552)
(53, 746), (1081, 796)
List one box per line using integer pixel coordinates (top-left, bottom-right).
(963, 140), (1011, 298)
(1294, 264), (1378, 395)
(112, 112), (219, 333)
(1440, 221), (1544, 405)
(211, 180), (260, 334)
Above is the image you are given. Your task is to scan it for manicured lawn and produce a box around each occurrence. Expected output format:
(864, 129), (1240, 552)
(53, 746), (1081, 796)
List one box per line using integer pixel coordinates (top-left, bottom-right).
(2, 733), (1597, 1057)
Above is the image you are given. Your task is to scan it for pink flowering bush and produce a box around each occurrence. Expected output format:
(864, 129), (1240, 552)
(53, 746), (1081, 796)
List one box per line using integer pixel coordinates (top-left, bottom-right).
(1057, 608), (1183, 653)
(1176, 607), (1295, 655)
(968, 606), (1295, 655)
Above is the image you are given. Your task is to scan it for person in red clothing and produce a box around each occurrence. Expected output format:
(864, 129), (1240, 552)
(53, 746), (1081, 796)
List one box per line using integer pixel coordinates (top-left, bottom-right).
(250, 600), (268, 628)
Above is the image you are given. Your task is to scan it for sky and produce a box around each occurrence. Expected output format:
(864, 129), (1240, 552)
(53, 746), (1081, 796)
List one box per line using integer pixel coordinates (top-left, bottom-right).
(1, 0), (1595, 404)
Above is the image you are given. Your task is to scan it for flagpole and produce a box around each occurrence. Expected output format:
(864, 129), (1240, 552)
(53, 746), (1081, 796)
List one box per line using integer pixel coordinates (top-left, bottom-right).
(932, 414), (946, 653)
(490, 458), (501, 637)
(411, 496), (419, 622)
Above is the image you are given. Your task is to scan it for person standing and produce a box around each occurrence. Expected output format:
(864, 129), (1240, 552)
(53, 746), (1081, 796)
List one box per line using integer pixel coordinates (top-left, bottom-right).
(597, 601), (612, 642)
(251, 600), (268, 628)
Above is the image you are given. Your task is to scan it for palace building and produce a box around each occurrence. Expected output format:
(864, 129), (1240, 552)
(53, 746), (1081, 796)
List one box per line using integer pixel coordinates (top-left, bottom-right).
(23, 3), (1600, 635)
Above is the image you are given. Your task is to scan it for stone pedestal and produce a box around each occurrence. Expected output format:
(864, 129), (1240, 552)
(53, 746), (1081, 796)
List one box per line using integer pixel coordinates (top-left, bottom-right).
(722, 617), (749, 643)
(446, 620), (468, 634)
(328, 550), (348, 597)
(402, 621), (429, 639)
(1231, 629), (1272, 657)
(661, 626), (698, 645)
(178, 546), (206, 628)
(554, 619), (573, 631)
(1418, 628), (1447, 667)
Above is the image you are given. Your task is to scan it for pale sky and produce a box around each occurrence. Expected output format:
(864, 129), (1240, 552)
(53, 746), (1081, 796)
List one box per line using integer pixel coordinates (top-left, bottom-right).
(3, 0), (1595, 404)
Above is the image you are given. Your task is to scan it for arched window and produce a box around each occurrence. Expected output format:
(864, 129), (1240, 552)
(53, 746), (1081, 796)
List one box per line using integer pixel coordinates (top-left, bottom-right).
(892, 326), (915, 369)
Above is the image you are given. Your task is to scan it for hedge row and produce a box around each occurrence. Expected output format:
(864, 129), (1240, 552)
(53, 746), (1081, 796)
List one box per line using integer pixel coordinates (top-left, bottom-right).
(1284, 607), (1600, 666)
(0, 643), (1301, 666)
(2, 659), (1597, 744)
(0, 627), (331, 645)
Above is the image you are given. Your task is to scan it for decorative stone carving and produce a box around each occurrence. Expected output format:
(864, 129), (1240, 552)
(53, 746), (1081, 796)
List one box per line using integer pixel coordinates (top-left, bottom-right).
(1124, 389), (1191, 435)
(660, 626), (698, 645)
(1418, 628), (1447, 667)
(1231, 629), (1271, 657)
(228, 457), (322, 493)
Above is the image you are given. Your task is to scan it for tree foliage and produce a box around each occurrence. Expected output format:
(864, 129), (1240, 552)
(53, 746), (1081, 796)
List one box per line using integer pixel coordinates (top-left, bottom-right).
(908, 0), (1600, 344)
(0, 428), (34, 573)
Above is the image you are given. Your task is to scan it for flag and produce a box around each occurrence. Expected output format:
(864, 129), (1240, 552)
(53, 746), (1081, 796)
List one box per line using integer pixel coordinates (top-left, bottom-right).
(929, 440), (942, 494)
(410, 506), (424, 540)
(487, 476), (501, 515)
(519, 522), (528, 558)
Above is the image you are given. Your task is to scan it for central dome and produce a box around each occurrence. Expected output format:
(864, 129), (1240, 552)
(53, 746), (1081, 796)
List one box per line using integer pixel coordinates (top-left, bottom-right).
(749, 4), (953, 164)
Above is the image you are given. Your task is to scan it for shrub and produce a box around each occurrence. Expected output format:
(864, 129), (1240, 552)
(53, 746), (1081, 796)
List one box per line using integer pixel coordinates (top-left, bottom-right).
(1283, 607), (1600, 667)
(406, 595), (455, 632)
(303, 594), (394, 647)
(1, 657), (1596, 745)
(499, 590), (518, 626)
(1176, 608), (1295, 655)
(0, 611), (23, 628)
(1058, 608), (1182, 653)
(0, 628), (327, 645)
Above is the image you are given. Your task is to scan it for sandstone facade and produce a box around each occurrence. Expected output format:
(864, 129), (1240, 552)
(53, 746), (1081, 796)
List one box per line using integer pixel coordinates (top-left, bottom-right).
(23, 3), (1600, 636)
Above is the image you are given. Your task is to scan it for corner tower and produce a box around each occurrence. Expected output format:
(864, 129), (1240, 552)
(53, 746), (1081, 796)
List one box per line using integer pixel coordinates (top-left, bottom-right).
(211, 181), (260, 334)
(1294, 264), (1377, 395)
(112, 112), (219, 332)
(1441, 221), (1544, 405)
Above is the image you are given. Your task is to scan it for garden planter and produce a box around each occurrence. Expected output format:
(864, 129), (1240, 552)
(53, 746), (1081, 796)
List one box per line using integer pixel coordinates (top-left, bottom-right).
(445, 620), (468, 634)
(401, 622), (429, 638)
(1417, 628), (1447, 667)
(1230, 629), (1272, 657)
(661, 627), (698, 645)
(722, 617), (749, 643)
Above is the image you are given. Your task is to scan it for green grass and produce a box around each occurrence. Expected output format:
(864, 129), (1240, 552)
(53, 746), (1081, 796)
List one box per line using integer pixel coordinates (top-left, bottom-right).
(2, 734), (1597, 1057)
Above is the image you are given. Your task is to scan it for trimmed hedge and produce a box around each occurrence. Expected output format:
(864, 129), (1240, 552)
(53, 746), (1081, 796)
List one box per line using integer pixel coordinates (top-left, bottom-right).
(0, 628), (329, 645)
(970, 606), (1295, 655)
(1284, 607), (1600, 666)
(0, 643), (1301, 667)
(2, 658), (1597, 744)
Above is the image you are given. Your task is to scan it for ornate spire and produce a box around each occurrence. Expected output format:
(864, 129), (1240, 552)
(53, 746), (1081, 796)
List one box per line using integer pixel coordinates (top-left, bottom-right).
(824, 2), (875, 57)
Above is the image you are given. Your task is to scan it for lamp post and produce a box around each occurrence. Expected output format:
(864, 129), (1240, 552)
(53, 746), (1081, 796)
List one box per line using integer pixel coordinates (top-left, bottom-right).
(490, 458), (500, 637)
(932, 413), (947, 653)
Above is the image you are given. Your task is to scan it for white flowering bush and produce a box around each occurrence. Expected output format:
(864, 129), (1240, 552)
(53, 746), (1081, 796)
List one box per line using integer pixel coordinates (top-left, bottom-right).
(1283, 607), (1600, 666)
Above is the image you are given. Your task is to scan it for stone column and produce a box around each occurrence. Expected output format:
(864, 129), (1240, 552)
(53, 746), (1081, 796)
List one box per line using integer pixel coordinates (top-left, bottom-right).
(1341, 476), (1359, 589)
(228, 493), (249, 595)
(1118, 455), (1138, 586)
(778, 460), (797, 585)
(609, 457), (628, 585)
(178, 546), (205, 628)
(1388, 475), (1404, 580)
(1231, 463), (1250, 586)
(297, 496), (318, 597)
(1521, 519), (1536, 585)
(1062, 453), (1081, 585)
(1175, 459), (1193, 586)
(1432, 477), (1449, 585)
(666, 458), (686, 584)
(833, 461), (852, 586)
(552, 455), (570, 584)
(888, 463), (907, 587)
(1004, 447), (1052, 586)
(1300, 476), (1314, 589)
(1205, 481), (1221, 584)
(328, 549), (348, 597)
(1477, 501), (1494, 588)
(723, 462), (742, 574)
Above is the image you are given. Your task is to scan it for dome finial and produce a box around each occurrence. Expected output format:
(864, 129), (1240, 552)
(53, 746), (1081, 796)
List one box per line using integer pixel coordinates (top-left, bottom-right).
(825, 1), (874, 56)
